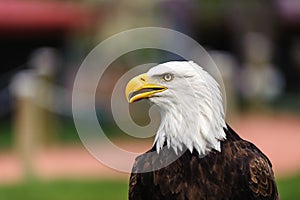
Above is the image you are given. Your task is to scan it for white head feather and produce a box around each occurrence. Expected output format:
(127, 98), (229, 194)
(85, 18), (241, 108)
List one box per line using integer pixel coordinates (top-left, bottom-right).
(147, 61), (227, 157)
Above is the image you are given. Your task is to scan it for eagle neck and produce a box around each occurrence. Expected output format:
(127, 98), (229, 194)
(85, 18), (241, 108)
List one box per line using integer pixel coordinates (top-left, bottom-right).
(153, 96), (227, 157)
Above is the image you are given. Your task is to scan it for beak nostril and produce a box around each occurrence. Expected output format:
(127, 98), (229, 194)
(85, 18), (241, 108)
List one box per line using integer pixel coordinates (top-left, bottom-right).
(140, 77), (145, 81)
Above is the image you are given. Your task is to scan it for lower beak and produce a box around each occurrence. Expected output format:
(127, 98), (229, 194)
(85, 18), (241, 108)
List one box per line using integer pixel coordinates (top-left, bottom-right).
(125, 73), (167, 103)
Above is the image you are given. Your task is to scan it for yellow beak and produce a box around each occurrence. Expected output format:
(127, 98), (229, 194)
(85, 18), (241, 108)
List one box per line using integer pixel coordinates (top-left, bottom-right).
(125, 73), (167, 103)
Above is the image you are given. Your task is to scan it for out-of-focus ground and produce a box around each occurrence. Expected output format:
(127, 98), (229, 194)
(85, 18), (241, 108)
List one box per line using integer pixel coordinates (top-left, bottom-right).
(1, 113), (299, 185)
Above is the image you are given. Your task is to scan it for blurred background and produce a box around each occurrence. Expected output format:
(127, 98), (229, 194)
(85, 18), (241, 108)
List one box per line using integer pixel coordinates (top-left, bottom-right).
(0, 0), (300, 199)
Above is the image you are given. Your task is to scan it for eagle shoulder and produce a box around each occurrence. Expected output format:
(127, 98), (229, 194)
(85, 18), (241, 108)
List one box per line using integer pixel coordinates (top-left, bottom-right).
(228, 140), (279, 200)
(249, 156), (277, 198)
(247, 146), (279, 199)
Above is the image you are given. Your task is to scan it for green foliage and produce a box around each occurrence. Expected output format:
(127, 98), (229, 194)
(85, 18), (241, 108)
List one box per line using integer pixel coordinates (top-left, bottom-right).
(0, 175), (300, 200)
(278, 174), (300, 200)
(0, 180), (128, 200)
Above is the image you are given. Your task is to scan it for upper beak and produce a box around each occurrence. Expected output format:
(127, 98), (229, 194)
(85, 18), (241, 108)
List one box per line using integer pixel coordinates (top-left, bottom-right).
(125, 73), (167, 103)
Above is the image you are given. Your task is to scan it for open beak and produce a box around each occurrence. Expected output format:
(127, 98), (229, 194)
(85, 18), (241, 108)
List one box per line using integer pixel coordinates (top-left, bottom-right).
(125, 73), (167, 103)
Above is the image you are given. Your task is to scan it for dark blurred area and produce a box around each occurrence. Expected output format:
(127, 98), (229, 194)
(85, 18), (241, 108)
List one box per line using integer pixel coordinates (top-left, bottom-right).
(0, 0), (300, 199)
(1, 0), (300, 120)
(0, 0), (98, 119)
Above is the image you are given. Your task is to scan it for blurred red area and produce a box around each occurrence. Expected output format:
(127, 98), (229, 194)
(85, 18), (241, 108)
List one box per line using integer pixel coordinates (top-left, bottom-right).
(0, 0), (97, 32)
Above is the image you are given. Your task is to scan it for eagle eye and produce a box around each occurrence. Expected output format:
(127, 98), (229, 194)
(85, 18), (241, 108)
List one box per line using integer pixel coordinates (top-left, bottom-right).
(162, 73), (174, 82)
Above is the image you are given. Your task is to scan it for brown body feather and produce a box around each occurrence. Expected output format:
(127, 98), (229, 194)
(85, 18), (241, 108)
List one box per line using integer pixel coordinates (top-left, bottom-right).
(129, 125), (279, 200)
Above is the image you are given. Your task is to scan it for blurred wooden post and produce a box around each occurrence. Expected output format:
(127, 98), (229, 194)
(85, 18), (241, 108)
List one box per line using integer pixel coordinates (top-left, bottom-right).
(10, 48), (58, 180)
(31, 49), (58, 148)
(11, 71), (38, 180)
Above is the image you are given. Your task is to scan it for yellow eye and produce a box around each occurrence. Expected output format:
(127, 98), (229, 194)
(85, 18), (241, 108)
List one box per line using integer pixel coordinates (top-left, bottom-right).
(163, 73), (173, 81)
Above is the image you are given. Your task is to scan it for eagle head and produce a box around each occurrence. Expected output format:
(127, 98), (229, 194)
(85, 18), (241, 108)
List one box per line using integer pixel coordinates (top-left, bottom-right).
(126, 61), (226, 156)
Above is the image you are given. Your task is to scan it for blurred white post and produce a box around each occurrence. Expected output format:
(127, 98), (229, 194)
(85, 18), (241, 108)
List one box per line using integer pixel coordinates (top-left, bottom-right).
(10, 48), (59, 180)
(240, 33), (284, 110)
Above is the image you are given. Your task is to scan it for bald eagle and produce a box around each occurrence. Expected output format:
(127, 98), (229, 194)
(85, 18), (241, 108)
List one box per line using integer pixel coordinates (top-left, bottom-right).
(126, 61), (279, 200)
